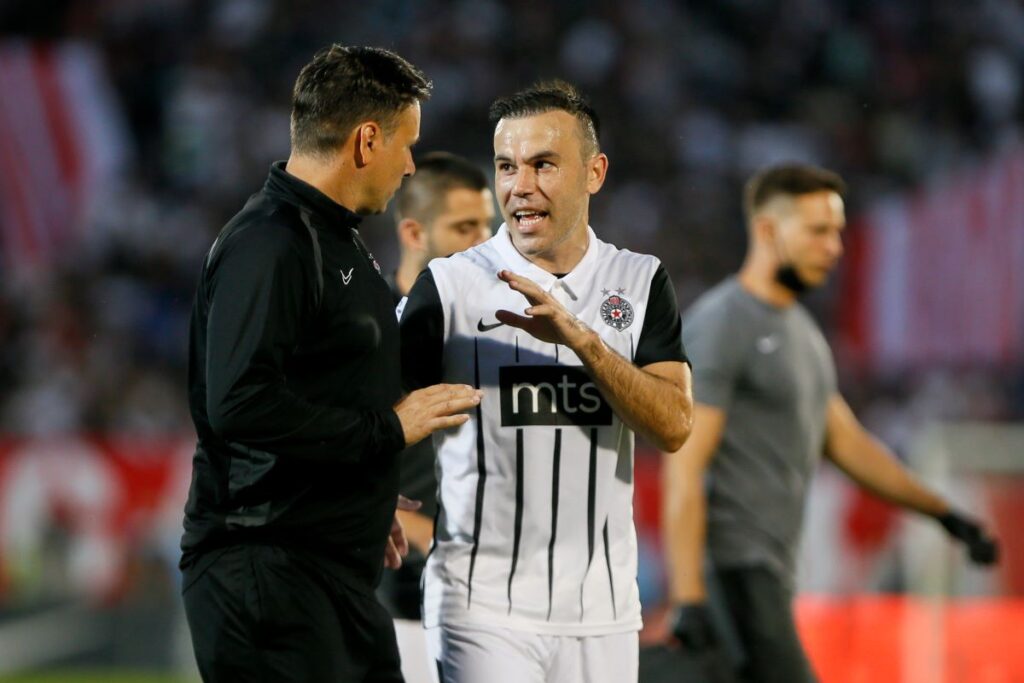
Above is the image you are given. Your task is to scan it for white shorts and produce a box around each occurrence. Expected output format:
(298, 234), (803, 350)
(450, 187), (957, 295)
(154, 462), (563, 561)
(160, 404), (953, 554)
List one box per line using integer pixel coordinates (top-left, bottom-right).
(394, 618), (437, 683)
(426, 622), (638, 683)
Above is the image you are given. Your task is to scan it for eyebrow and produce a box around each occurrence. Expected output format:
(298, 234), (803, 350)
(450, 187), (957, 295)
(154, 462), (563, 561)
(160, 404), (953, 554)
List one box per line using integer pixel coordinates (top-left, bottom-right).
(493, 150), (560, 164)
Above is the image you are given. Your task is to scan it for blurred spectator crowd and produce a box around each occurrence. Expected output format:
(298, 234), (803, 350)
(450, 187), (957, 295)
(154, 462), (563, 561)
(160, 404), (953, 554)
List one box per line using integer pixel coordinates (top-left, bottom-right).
(1, 0), (1023, 437)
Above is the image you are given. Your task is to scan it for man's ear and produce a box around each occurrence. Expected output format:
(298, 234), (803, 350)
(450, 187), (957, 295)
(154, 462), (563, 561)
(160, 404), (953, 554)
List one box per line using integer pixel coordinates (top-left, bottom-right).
(751, 214), (777, 245)
(585, 153), (609, 195)
(397, 218), (426, 252)
(354, 121), (383, 168)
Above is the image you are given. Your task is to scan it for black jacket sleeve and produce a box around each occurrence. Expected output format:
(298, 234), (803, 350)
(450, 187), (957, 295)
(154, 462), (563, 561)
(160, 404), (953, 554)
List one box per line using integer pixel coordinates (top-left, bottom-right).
(204, 222), (404, 462)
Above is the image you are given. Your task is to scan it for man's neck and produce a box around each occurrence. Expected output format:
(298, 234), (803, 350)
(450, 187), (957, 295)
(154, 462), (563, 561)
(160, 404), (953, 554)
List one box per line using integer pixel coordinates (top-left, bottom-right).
(285, 153), (360, 213)
(737, 257), (797, 307)
(512, 226), (589, 275)
(395, 256), (425, 297)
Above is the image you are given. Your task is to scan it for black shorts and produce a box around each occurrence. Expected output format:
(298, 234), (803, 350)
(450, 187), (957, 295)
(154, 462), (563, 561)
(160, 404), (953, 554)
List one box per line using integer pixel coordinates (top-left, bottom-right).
(182, 544), (402, 683)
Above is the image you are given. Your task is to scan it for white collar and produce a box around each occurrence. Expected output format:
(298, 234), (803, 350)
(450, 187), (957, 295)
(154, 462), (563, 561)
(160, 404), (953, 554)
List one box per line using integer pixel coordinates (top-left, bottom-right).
(492, 223), (602, 294)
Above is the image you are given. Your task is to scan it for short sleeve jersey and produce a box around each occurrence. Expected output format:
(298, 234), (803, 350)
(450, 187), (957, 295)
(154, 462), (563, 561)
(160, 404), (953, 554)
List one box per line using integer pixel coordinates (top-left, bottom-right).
(400, 224), (686, 636)
(682, 277), (837, 580)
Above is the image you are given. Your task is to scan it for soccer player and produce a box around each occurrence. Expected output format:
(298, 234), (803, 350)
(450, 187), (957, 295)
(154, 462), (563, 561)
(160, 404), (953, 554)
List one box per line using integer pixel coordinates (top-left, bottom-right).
(379, 151), (494, 683)
(180, 45), (481, 683)
(399, 81), (694, 683)
(662, 163), (999, 682)
(387, 151), (495, 301)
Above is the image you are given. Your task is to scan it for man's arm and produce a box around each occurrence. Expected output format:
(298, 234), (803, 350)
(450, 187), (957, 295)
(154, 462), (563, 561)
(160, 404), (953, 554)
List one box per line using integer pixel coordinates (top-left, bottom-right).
(824, 393), (999, 565)
(206, 222), (478, 462)
(396, 508), (434, 554)
(495, 269), (692, 452)
(663, 402), (726, 604)
(204, 225), (406, 462)
(824, 394), (948, 515)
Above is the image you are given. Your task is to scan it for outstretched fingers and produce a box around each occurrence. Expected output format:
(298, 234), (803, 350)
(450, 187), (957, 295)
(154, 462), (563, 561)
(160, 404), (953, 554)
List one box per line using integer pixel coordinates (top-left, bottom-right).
(498, 270), (547, 305)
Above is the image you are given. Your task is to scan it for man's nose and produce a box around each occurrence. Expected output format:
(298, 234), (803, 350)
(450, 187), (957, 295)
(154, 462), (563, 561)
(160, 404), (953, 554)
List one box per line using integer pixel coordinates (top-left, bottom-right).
(512, 167), (536, 196)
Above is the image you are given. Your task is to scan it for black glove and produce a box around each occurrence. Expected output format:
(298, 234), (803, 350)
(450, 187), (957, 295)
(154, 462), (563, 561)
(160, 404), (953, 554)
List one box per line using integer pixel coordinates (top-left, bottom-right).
(668, 602), (718, 651)
(667, 602), (738, 683)
(937, 511), (999, 565)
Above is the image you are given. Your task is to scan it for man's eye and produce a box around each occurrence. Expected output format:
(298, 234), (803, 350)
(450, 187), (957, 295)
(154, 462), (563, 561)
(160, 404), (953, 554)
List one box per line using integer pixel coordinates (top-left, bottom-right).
(536, 161), (553, 170)
(497, 163), (514, 172)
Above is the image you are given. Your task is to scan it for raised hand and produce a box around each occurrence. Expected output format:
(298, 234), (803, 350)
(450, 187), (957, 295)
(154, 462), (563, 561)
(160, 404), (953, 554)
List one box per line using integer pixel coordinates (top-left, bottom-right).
(494, 270), (594, 349)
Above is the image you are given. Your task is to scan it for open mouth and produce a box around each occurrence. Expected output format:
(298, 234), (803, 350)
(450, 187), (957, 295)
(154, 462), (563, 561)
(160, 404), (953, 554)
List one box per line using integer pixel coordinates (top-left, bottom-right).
(513, 210), (549, 230)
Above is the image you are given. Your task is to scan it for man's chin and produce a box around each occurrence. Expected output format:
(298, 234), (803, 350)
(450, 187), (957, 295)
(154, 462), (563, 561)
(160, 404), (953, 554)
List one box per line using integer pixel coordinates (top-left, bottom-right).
(355, 202), (388, 217)
(509, 231), (548, 256)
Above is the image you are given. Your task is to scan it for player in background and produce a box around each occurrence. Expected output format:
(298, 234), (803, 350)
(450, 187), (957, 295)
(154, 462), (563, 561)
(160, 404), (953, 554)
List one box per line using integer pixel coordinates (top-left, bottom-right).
(662, 163), (999, 683)
(379, 151), (494, 683)
(400, 80), (693, 683)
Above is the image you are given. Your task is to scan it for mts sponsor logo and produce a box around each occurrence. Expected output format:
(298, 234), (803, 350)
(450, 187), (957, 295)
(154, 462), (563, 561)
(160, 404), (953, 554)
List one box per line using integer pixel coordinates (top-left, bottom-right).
(499, 366), (612, 427)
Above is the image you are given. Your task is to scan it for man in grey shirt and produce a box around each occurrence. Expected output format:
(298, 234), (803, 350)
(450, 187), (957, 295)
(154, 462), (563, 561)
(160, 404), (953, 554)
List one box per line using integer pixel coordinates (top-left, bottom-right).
(661, 164), (998, 682)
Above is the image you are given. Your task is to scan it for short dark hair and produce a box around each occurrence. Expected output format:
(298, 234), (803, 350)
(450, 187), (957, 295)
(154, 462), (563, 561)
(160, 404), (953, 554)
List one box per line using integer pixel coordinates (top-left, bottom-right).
(744, 163), (847, 221)
(291, 44), (431, 157)
(488, 80), (601, 157)
(395, 152), (489, 223)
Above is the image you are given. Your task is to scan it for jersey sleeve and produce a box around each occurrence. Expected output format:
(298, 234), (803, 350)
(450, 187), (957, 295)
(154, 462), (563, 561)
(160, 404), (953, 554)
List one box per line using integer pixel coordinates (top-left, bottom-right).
(400, 268), (445, 391)
(681, 293), (747, 410)
(204, 223), (405, 463)
(634, 263), (689, 367)
(398, 439), (438, 516)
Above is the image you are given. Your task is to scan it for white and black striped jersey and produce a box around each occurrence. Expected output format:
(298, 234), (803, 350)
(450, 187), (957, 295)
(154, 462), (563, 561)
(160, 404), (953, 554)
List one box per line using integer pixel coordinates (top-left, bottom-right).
(399, 224), (686, 636)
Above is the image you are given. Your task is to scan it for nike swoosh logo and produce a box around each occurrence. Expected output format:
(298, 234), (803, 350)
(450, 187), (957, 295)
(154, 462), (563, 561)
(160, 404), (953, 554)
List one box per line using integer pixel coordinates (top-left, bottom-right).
(340, 268), (353, 285)
(477, 318), (505, 332)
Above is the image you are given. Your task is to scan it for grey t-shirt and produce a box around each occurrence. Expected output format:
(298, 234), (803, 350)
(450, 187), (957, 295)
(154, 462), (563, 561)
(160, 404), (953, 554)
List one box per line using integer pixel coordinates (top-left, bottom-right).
(683, 277), (837, 581)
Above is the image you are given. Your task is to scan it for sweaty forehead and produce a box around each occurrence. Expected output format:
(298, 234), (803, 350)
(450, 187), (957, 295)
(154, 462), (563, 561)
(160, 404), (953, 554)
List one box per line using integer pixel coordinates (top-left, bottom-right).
(493, 110), (582, 157)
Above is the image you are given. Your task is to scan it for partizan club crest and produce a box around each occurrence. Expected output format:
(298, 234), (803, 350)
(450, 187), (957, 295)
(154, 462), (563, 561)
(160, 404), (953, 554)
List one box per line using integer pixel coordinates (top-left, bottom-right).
(600, 289), (634, 331)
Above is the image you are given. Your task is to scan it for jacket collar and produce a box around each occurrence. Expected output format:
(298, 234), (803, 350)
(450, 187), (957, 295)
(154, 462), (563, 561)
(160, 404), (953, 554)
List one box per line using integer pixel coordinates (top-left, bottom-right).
(264, 161), (362, 230)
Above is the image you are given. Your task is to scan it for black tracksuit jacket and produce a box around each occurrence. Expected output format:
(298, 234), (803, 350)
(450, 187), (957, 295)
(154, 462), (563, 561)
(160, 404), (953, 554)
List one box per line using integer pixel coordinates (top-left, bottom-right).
(181, 162), (406, 590)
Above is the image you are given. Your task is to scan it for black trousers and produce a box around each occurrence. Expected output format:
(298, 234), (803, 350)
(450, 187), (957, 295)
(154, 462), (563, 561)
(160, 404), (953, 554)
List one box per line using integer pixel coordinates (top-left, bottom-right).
(182, 544), (403, 683)
(715, 566), (818, 683)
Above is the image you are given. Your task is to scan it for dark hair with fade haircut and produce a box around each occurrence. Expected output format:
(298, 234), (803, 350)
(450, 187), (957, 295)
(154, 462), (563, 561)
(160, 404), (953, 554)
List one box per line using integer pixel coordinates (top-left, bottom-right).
(395, 151), (489, 223)
(744, 163), (847, 222)
(290, 44), (431, 157)
(488, 80), (601, 158)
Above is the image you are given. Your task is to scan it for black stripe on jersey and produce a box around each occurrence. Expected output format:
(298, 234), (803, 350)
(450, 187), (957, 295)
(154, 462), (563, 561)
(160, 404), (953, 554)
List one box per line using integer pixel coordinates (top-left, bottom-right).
(554, 343), (560, 362)
(629, 333), (635, 362)
(421, 497), (444, 617)
(603, 517), (617, 620)
(587, 428), (598, 564)
(580, 427), (598, 620)
(514, 336), (520, 362)
(467, 338), (487, 609)
(507, 429), (524, 614)
(546, 428), (562, 621)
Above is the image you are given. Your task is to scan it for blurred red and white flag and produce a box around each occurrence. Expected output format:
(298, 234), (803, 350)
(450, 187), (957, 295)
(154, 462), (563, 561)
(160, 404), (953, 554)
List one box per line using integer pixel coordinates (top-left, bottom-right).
(0, 40), (129, 279)
(841, 147), (1024, 369)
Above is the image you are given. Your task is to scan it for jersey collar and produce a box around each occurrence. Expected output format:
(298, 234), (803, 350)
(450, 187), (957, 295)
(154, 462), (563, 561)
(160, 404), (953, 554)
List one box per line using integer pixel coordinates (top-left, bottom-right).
(492, 223), (601, 294)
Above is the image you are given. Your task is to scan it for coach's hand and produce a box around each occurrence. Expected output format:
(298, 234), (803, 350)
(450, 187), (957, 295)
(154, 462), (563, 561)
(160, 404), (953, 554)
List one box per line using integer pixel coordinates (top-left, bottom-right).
(495, 270), (595, 349)
(394, 384), (481, 447)
(384, 495), (422, 570)
(937, 511), (999, 565)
